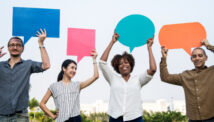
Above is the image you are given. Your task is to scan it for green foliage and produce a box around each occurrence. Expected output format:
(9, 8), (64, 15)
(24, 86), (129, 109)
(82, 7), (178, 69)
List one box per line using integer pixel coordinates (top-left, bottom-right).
(29, 97), (39, 110)
(86, 112), (108, 122)
(29, 110), (187, 122)
(143, 110), (188, 122)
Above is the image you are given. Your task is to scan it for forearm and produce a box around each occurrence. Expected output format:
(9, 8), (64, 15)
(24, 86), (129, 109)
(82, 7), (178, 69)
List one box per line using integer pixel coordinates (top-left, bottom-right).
(40, 103), (55, 119)
(147, 46), (157, 75)
(160, 57), (182, 85)
(206, 44), (214, 53)
(39, 46), (50, 70)
(93, 59), (99, 80)
(80, 60), (99, 90)
(100, 41), (115, 61)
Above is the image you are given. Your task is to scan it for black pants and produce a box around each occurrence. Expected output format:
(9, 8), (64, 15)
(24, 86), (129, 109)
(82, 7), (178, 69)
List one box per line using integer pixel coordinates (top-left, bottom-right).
(189, 116), (214, 122)
(64, 115), (82, 122)
(109, 116), (143, 122)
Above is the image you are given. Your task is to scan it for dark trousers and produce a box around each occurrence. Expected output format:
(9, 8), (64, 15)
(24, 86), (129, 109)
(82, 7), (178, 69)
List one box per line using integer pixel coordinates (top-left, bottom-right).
(64, 115), (82, 122)
(189, 116), (214, 122)
(109, 116), (143, 122)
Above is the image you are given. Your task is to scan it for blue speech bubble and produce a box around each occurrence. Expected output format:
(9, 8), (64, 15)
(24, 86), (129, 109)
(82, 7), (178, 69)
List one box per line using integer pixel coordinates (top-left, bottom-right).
(115, 14), (155, 52)
(12, 7), (60, 44)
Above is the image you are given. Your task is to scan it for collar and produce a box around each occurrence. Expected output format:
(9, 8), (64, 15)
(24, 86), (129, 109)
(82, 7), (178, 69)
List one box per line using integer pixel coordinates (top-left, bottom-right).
(193, 66), (208, 73)
(5, 58), (24, 66)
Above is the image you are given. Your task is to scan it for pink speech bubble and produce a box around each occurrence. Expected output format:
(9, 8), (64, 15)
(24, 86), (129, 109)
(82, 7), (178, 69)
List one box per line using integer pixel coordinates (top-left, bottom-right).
(67, 28), (95, 63)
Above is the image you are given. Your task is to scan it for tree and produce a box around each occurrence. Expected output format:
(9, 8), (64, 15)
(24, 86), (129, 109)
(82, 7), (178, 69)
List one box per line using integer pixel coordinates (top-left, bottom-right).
(143, 110), (188, 122)
(29, 97), (39, 111)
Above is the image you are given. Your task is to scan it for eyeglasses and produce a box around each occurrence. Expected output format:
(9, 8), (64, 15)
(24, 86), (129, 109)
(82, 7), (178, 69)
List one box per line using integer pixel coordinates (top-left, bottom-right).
(8, 44), (23, 48)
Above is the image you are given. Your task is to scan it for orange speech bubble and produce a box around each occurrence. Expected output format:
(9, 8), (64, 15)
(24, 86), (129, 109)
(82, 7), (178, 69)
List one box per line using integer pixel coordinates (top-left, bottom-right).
(159, 22), (206, 55)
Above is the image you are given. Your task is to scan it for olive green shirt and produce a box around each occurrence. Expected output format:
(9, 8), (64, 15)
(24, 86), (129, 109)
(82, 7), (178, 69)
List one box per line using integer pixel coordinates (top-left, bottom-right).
(160, 45), (214, 120)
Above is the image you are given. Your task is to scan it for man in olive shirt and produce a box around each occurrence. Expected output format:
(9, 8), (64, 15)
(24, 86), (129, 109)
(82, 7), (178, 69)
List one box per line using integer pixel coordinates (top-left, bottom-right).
(0, 29), (50, 122)
(160, 39), (214, 122)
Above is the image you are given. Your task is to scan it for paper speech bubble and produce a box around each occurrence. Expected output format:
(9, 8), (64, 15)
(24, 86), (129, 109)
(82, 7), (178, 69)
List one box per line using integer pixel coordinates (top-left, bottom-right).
(159, 22), (206, 55)
(67, 28), (95, 63)
(115, 14), (155, 52)
(12, 7), (60, 44)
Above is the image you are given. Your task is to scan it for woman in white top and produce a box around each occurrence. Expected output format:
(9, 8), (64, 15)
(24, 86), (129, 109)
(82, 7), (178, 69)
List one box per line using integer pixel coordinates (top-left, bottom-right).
(40, 50), (99, 122)
(99, 33), (156, 122)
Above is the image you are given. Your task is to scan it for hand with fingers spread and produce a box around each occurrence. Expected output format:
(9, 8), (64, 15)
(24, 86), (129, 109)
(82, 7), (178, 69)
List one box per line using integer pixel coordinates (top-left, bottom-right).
(201, 39), (210, 47)
(161, 46), (168, 58)
(147, 36), (154, 48)
(112, 33), (119, 43)
(36, 29), (47, 46)
(0, 46), (6, 58)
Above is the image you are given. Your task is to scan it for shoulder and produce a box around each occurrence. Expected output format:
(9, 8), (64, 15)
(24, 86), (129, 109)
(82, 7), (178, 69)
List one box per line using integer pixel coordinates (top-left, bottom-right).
(50, 82), (61, 88)
(0, 61), (7, 65)
(208, 65), (214, 69)
(73, 81), (81, 86)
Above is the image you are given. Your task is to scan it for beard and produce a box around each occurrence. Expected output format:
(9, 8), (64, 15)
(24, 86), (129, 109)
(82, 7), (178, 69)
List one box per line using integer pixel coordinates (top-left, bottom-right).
(11, 54), (21, 57)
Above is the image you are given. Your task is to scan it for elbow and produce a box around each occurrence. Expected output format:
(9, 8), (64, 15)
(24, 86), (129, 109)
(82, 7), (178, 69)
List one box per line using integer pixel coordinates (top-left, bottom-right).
(148, 68), (157, 76)
(94, 74), (99, 80)
(43, 63), (51, 70)
(151, 69), (157, 74)
(39, 102), (46, 110)
(39, 102), (44, 109)
(160, 75), (167, 82)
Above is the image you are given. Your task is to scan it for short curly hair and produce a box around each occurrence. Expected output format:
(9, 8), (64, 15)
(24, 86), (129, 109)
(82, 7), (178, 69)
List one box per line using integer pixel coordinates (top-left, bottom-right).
(111, 52), (135, 74)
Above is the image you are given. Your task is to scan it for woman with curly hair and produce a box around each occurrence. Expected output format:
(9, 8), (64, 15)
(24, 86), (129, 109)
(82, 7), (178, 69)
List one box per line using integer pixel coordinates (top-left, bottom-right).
(99, 32), (156, 122)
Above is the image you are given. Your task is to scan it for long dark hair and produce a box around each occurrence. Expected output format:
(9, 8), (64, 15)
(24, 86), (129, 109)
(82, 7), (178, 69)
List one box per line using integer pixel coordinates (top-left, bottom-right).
(57, 59), (77, 81)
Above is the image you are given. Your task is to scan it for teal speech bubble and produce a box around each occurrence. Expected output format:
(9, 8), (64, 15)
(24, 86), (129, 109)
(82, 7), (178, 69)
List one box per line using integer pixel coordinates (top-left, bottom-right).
(115, 14), (155, 52)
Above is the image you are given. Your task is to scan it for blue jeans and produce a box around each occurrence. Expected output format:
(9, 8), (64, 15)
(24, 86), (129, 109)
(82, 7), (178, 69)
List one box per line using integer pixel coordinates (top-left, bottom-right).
(189, 116), (214, 122)
(0, 109), (29, 122)
(64, 115), (82, 122)
(109, 116), (143, 122)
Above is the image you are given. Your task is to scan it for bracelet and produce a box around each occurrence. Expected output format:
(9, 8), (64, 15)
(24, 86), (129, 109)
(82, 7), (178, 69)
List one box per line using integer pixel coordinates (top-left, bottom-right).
(39, 45), (45, 48)
(93, 62), (97, 64)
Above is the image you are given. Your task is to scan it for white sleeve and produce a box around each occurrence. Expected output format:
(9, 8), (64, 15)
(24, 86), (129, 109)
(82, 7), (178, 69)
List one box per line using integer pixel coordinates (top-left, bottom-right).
(99, 60), (114, 85)
(139, 71), (153, 87)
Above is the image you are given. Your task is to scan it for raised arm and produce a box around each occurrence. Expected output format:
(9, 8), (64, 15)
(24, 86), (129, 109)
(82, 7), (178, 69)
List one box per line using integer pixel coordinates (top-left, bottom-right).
(80, 49), (99, 90)
(160, 46), (182, 85)
(100, 33), (119, 61)
(39, 89), (58, 120)
(201, 39), (214, 53)
(0, 46), (6, 58)
(146, 36), (157, 76)
(36, 29), (50, 70)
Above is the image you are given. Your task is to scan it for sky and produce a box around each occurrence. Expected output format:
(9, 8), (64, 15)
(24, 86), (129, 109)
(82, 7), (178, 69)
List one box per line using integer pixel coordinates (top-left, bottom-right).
(1, 0), (214, 109)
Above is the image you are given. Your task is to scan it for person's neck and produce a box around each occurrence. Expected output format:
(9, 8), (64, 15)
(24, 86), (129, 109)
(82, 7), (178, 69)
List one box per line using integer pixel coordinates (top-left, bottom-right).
(122, 74), (130, 82)
(195, 65), (206, 71)
(9, 56), (21, 68)
(62, 76), (71, 84)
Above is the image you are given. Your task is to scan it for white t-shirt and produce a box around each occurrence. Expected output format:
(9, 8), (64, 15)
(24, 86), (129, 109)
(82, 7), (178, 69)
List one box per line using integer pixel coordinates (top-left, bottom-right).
(99, 60), (153, 121)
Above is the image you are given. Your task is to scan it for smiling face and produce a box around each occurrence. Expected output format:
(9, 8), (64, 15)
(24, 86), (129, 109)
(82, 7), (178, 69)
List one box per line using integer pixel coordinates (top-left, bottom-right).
(8, 38), (24, 57)
(118, 58), (131, 76)
(191, 48), (207, 69)
(63, 62), (77, 79)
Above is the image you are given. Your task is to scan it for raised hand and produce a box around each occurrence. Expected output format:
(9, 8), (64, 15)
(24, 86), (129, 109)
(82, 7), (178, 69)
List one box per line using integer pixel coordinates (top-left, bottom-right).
(201, 39), (210, 47)
(147, 36), (154, 47)
(161, 46), (168, 58)
(36, 29), (47, 46)
(90, 49), (98, 60)
(0, 46), (6, 58)
(112, 33), (119, 43)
